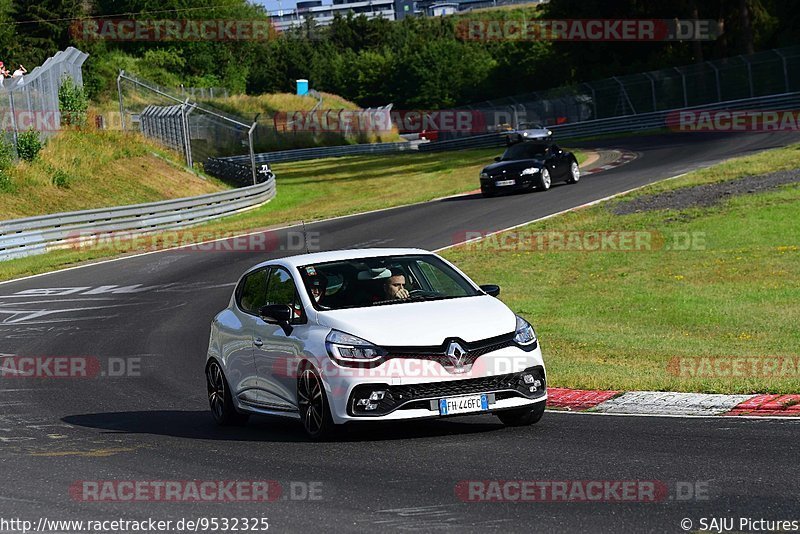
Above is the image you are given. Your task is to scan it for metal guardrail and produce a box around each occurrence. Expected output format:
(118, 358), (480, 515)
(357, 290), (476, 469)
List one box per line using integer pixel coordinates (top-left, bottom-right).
(417, 133), (507, 152)
(0, 179), (276, 261)
(220, 140), (416, 165)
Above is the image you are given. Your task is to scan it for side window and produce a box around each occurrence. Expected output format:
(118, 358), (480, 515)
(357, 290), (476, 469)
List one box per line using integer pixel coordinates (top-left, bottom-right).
(266, 268), (305, 323)
(238, 270), (268, 314)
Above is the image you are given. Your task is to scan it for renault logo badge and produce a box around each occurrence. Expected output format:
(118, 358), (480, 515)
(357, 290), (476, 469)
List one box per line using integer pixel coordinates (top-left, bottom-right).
(446, 341), (468, 370)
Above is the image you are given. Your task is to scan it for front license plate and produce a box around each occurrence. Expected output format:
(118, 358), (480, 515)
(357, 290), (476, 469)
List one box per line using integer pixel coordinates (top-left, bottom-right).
(495, 179), (515, 186)
(439, 394), (488, 415)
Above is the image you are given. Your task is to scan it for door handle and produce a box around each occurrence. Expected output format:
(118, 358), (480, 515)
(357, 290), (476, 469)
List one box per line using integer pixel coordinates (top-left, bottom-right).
(254, 338), (264, 347)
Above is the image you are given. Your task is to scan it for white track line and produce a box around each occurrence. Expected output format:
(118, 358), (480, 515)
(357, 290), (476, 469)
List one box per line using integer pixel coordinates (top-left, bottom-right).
(435, 172), (689, 252)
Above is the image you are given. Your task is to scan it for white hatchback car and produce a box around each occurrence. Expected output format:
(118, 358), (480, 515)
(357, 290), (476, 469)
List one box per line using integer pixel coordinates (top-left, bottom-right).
(206, 248), (547, 439)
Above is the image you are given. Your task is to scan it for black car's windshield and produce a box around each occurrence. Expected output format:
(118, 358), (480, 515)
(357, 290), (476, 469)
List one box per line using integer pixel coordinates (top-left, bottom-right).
(299, 254), (480, 310)
(502, 142), (548, 161)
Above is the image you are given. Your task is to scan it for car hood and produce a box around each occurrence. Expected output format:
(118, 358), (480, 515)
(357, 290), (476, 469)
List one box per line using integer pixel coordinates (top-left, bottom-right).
(316, 295), (517, 346)
(482, 159), (544, 174)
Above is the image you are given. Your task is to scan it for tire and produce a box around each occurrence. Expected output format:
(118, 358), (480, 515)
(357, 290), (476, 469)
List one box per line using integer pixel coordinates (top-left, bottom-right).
(481, 187), (495, 198)
(497, 401), (545, 427)
(297, 364), (337, 441)
(536, 168), (551, 191)
(566, 161), (580, 184)
(206, 360), (249, 426)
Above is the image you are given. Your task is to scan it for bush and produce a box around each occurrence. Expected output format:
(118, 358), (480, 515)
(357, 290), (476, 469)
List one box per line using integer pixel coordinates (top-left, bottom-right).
(0, 136), (14, 191)
(59, 76), (89, 128)
(51, 169), (71, 188)
(0, 135), (13, 169)
(16, 129), (42, 162)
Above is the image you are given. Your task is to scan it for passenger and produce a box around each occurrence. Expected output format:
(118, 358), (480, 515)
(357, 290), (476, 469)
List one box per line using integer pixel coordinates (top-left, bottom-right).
(308, 275), (327, 304)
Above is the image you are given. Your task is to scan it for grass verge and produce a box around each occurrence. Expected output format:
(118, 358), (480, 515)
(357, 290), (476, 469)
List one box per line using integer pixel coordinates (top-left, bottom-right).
(0, 129), (227, 220)
(442, 143), (800, 394)
(0, 147), (585, 282)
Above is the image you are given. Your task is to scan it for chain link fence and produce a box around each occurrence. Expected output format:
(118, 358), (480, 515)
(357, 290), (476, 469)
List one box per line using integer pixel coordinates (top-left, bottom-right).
(459, 45), (800, 132)
(178, 85), (231, 100)
(0, 46), (89, 152)
(117, 71), (261, 186)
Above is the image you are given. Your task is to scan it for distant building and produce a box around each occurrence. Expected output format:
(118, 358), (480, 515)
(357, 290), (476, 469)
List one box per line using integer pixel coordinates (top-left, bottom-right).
(269, 0), (544, 31)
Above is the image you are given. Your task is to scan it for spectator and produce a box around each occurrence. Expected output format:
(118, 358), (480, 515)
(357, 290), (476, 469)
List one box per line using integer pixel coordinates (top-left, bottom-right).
(11, 65), (27, 78)
(0, 62), (10, 78)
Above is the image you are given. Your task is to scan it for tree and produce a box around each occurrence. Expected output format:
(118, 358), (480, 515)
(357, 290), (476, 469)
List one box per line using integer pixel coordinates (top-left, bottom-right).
(10, 0), (85, 65)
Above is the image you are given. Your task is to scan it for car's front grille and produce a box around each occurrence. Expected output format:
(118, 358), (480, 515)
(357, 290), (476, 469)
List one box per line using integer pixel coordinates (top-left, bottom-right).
(347, 365), (546, 417)
(383, 332), (521, 368)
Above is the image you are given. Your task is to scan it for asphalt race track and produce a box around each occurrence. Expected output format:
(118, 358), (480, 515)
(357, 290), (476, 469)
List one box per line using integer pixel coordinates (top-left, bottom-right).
(1, 132), (799, 533)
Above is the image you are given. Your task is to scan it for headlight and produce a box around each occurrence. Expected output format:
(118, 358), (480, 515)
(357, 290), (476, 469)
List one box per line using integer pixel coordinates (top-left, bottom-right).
(326, 330), (386, 364)
(513, 315), (537, 346)
(480, 172), (489, 179)
(520, 167), (540, 176)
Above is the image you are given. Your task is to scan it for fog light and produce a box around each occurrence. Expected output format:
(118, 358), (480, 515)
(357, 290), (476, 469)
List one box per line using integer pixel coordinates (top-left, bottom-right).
(523, 374), (535, 384)
(356, 399), (369, 407)
(533, 379), (542, 388)
(369, 391), (385, 401)
(365, 403), (378, 411)
(529, 386), (536, 392)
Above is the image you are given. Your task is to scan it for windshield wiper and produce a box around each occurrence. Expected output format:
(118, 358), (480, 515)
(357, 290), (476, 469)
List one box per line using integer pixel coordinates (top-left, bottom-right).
(370, 294), (454, 306)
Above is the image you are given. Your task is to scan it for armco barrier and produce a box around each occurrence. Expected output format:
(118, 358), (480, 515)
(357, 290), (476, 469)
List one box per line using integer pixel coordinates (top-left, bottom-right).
(219, 140), (415, 166)
(417, 132), (508, 152)
(0, 179), (276, 262)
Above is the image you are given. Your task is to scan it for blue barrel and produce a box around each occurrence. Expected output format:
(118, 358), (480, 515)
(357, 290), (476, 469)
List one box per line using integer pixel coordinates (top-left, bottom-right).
(296, 79), (309, 96)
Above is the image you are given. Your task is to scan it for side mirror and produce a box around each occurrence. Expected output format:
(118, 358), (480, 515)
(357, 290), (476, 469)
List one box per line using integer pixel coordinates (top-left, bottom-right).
(480, 284), (500, 297)
(494, 156), (502, 162)
(259, 304), (293, 335)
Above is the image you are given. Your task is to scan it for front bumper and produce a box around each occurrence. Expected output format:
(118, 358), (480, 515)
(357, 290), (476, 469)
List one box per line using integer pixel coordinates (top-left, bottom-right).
(322, 345), (546, 424)
(348, 365), (546, 417)
(480, 174), (534, 194)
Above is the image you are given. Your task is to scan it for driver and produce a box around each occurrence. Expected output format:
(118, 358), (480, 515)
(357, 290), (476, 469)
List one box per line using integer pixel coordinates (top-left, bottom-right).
(383, 270), (410, 300)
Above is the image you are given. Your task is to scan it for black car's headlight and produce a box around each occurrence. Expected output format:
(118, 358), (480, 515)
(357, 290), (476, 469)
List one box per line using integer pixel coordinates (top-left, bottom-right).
(326, 330), (386, 365)
(513, 315), (538, 346)
(480, 172), (489, 179)
(520, 167), (540, 176)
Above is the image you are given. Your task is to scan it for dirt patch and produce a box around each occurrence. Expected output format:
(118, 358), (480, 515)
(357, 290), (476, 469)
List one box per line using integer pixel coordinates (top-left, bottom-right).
(613, 169), (800, 215)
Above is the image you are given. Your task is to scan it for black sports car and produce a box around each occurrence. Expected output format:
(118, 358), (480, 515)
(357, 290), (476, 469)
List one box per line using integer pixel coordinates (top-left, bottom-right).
(479, 141), (580, 197)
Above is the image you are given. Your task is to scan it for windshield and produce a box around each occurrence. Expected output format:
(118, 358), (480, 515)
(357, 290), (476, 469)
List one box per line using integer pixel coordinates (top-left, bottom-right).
(502, 142), (548, 161)
(298, 254), (480, 310)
